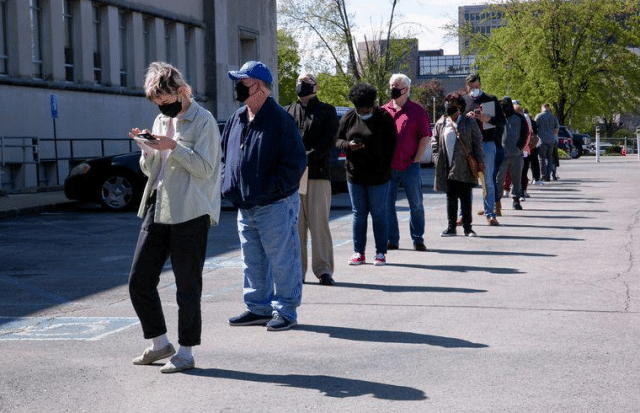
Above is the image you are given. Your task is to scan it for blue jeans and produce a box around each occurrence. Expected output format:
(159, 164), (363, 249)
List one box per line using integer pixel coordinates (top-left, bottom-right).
(387, 162), (425, 246)
(237, 192), (303, 322)
(347, 181), (390, 255)
(482, 141), (497, 219)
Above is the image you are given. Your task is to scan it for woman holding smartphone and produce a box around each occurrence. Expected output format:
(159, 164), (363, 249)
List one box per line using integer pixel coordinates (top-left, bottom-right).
(127, 62), (221, 373)
(335, 83), (397, 267)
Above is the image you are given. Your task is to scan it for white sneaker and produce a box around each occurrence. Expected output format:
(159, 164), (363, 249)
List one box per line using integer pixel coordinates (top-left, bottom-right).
(374, 253), (386, 266)
(349, 253), (365, 265)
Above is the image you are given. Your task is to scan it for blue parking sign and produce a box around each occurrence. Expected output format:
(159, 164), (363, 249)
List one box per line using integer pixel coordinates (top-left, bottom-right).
(50, 94), (58, 118)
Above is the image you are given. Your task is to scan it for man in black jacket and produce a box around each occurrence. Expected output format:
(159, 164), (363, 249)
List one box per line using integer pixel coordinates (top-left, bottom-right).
(465, 73), (506, 226)
(495, 97), (529, 211)
(285, 74), (338, 286)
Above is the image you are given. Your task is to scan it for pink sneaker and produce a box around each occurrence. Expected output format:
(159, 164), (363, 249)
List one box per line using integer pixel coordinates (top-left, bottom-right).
(349, 253), (365, 265)
(374, 253), (386, 266)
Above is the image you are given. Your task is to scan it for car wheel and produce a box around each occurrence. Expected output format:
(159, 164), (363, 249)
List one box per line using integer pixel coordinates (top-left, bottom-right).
(570, 146), (582, 159)
(99, 172), (138, 211)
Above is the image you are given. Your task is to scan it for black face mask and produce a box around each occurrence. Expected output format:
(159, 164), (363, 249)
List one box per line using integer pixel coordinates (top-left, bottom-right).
(235, 82), (251, 102)
(446, 106), (459, 117)
(390, 87), (403, 99)
(296, 82), (315, 98)
(158, 100), (182, 118)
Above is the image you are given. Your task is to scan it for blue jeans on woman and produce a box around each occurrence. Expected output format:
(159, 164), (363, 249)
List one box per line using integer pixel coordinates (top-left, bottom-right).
(483, 141), (498, 219)
(347, 181), (390, 255)
(387, 162), (425, 246)
(237, 192), (303, 322)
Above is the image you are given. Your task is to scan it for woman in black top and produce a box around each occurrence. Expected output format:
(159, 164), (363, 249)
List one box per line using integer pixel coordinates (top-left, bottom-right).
(335, 84), (397, 266)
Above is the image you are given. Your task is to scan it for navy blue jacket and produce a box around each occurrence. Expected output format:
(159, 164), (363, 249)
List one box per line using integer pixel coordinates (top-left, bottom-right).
(221, 97), (307, 209)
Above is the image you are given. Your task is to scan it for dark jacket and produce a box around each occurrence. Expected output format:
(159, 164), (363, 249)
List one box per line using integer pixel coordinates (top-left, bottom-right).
(503, 112), (529, 156)
(285, 97), (338, 180)
(464, 92), (506, 143)
(221, 97), (307, 209)
(432, 114), (484, 192)
(335, 107), (397, 186)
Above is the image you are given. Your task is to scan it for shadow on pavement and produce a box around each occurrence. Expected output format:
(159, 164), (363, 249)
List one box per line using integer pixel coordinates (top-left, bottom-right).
(333, 281), (486, 294)
(428, 249), (556, 258)
(385, 262), (524, 275)
(185, 369), (428, 400)
(296, 324), (489, 348)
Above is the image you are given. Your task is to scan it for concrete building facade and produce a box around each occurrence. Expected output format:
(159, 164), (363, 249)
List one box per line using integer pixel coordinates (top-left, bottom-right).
(0, 0), (276, 192)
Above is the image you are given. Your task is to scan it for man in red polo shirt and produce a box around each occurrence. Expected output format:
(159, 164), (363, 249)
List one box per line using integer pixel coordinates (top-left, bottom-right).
(382, 73), (432, 252)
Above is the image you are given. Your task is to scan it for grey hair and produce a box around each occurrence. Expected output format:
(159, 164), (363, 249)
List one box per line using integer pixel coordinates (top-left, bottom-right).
(389, 73), (411, 92)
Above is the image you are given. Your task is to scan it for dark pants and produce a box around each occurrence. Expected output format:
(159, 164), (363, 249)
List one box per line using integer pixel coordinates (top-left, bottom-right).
(446, 179), (473, 232)
(525, 147), (541, 185)
(128, 195), (210, 347)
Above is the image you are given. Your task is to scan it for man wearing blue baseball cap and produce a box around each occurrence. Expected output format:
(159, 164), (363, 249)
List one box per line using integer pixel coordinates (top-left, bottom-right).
(221, 61), (307, 331)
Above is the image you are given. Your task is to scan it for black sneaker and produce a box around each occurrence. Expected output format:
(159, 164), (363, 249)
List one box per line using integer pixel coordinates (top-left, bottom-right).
(464, 229), (477, 237)
(513, 201), (523, 210)
(414, 243), (427, 252)
(319, 273), (335, 286)
(387, 242), (399, 250)
(266, 315), (298, 331)
(441, 228), (457, 237)
(228, 310), (272, 326)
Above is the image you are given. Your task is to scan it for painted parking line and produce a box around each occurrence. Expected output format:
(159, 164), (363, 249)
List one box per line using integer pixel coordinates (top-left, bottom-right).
(0, 316), (139, 341)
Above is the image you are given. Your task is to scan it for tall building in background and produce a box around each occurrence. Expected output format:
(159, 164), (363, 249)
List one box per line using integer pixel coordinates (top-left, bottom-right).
(458, 4), (504, 55)
(0, 0), (276, 192)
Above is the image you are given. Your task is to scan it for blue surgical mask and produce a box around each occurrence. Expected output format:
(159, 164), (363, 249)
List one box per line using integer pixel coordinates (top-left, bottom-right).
(358, 113), (373, 121)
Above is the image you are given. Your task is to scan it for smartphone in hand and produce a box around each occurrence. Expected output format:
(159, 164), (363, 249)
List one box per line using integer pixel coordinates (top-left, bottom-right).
(137, 132), (156, 140)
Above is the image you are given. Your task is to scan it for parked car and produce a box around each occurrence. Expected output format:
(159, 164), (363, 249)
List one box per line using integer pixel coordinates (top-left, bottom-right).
(420, 126), (436, 166)
(586, 142), (613, 156)
(64, 151), (146, 211)
(557, 126), (582, 159)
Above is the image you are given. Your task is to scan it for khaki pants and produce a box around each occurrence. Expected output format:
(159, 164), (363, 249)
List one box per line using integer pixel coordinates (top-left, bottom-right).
(298, 180), (334, 280)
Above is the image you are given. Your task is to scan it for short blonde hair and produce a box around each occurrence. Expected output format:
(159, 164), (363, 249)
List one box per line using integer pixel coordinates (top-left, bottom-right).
(144, 62), (192, 101)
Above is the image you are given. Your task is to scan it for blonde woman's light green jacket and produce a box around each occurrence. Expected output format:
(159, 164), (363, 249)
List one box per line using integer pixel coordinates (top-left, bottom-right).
(137, 100), (221, 225)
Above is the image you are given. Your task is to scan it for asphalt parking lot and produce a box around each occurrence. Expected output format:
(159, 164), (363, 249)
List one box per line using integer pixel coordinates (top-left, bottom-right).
(1, 157), (639, 413)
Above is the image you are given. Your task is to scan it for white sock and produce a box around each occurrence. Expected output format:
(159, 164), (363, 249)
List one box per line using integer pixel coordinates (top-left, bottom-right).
(151, 334), (170, 351)
(177, 346), (193, 360)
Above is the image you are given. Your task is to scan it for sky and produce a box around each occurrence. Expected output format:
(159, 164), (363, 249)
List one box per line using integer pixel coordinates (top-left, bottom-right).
(347, 0), (487, 55)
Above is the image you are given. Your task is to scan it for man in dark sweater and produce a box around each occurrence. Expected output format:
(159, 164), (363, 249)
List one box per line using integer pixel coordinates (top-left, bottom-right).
(285, 73), (338, 286)
(464, 73), (506, 226)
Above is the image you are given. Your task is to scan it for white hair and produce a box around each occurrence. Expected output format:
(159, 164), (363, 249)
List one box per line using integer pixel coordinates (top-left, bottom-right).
(389, 73), (411, 91)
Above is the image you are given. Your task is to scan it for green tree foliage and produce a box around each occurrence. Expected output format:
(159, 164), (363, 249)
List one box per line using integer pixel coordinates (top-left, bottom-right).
(463, 0), (640, 134)
(315, 73), (352, 107)
(412, 79), (447, 124)
(278, 0), (413, 91)
(278, 0), (358, 77)
(277, 29), (301, 106)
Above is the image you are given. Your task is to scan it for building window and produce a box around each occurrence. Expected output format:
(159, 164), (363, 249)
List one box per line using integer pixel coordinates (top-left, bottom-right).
(63, 0), (75, 81)
(119, 11), (128, 86)
(419, 55), (476, 76)
(0, 0), (7, 75)
(239, 28), (258, 64)
(185, 26), (194, 85)
(30, 0), (44, 79)
(92, 4), (102, 84)
(143, 16), (151, 68)
(165, 21), (174, 64)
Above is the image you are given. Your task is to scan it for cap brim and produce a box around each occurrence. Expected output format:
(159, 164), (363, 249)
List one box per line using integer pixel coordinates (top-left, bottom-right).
(228, 71), (249, 81)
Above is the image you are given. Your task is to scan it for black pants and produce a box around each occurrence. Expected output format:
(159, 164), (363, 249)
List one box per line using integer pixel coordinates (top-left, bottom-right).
(446, 179), (473, 232)
(522, 147), (540, 192)
(128, 195), (210, 346)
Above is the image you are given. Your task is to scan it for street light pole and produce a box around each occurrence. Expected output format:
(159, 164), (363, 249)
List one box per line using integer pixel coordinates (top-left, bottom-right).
(432, 96), (436, 123)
